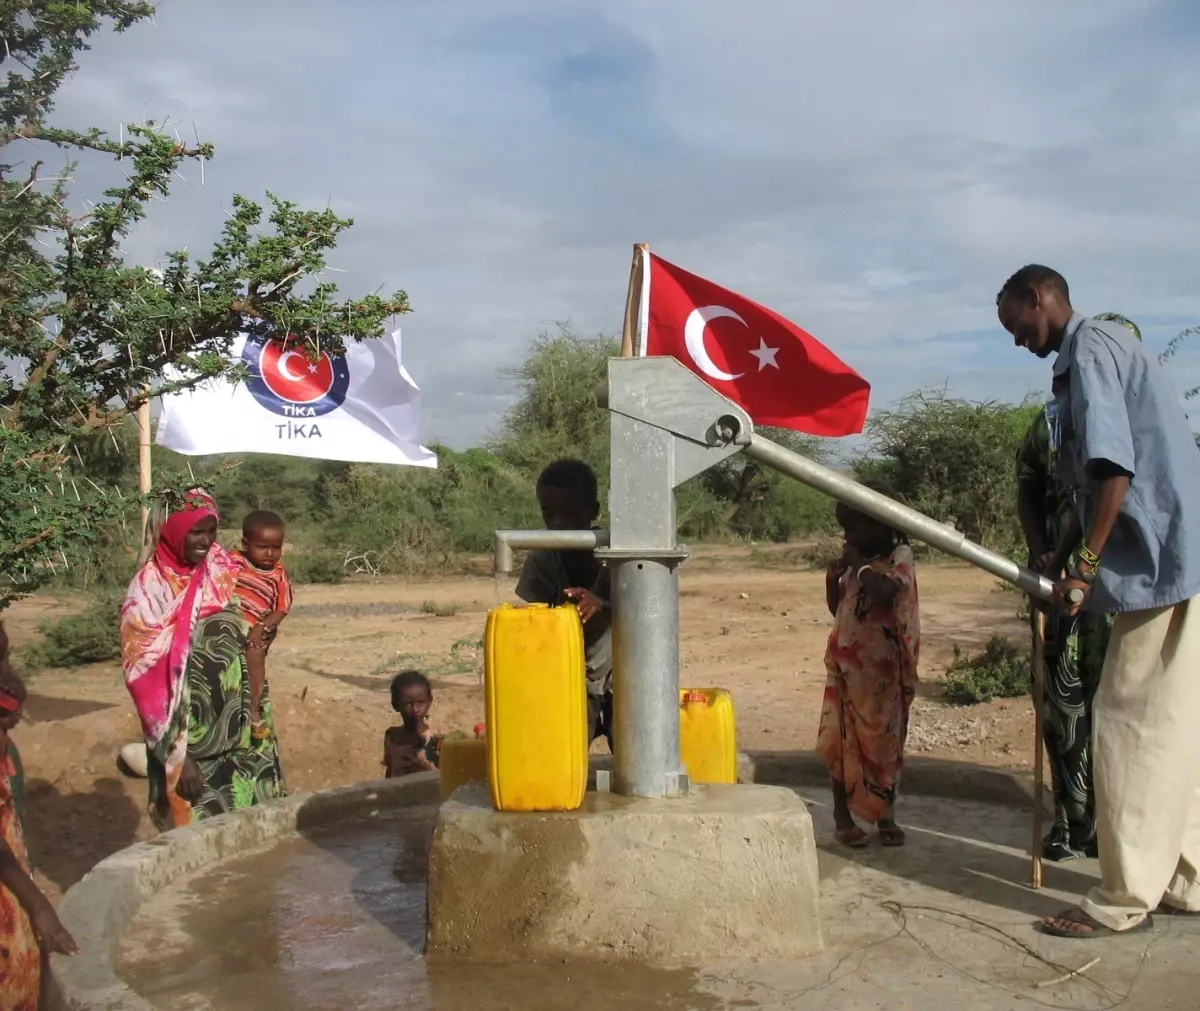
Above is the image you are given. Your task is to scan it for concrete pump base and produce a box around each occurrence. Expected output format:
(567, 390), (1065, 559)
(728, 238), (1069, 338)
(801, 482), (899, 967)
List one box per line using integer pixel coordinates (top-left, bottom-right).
(426, 782), (822, 964)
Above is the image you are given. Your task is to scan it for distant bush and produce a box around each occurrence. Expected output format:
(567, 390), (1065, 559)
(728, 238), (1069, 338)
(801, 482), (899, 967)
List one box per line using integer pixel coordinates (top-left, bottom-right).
(858, 389), (1040, 555)
(939, 635), (1030, 705)
(421, 600), (460, 617)
(22, 595), (123, 673)
(34, 327), (1058, 617)
(749, 537), (843, 571)
(287, 550), (346, 585)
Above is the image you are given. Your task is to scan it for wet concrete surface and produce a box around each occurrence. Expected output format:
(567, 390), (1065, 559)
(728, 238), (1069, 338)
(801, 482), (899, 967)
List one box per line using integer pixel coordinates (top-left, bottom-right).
(117, 790), (1200, 1010)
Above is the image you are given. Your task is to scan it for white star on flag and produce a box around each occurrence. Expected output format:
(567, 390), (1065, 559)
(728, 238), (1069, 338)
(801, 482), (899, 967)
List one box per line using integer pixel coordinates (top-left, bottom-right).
(749, 338), (780, 371)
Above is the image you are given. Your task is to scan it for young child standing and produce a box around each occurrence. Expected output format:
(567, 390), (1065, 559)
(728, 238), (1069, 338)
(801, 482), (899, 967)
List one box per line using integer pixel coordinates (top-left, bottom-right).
(232, 510), (293, 742)
(515, 459), (613, 749)
(816, 496), (920, 848)
(383, 671), (443, 778)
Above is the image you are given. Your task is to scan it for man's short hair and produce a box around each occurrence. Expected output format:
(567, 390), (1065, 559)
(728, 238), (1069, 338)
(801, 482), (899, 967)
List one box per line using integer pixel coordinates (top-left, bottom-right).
(996, 265), (1070, 307)
(536, 459), (599, 506)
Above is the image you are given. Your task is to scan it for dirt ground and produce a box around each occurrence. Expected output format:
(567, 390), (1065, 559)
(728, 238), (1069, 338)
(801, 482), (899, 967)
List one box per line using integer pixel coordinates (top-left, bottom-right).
(4, 547), (1038, 903)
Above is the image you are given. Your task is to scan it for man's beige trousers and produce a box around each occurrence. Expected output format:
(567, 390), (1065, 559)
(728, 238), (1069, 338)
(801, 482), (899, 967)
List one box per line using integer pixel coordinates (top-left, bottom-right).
(1081, 598), (1200, 930)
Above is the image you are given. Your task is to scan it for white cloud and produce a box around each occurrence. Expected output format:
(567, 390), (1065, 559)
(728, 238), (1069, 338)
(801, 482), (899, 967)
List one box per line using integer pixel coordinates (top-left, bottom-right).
(48, 0), (1200, 446)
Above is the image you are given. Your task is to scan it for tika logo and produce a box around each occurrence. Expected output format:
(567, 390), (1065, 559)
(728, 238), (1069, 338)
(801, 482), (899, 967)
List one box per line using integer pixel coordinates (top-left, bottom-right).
(242, 335), (351, 422)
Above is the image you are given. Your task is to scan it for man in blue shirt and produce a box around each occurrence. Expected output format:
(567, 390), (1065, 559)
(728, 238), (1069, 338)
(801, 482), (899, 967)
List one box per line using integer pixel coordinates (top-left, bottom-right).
(998, 264), (1200, 939)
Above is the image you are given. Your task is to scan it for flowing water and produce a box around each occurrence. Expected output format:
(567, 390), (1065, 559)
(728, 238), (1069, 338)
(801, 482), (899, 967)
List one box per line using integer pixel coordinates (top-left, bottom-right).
(118, 807), (715, 1011)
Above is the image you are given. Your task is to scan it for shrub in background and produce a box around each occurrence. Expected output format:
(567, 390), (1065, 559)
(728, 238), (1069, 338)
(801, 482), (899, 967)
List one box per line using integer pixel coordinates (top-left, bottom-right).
(22, 595), (124, 673)
(939, 635), (1030, 705)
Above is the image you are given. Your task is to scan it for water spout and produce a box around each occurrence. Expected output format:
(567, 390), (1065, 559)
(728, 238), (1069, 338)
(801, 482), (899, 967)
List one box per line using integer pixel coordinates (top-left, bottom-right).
(491, 529), (612, 577)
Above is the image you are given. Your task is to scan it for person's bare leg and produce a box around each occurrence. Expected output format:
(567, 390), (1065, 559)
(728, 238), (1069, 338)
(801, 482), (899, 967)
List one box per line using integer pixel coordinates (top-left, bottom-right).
(878, 801), (905, 846)
(832, 778), (868, 846)
(246, 646), (267, 738)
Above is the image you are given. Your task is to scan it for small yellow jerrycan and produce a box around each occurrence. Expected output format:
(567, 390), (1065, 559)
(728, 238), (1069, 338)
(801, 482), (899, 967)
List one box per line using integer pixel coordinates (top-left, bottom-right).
(679, 688), (738, 784)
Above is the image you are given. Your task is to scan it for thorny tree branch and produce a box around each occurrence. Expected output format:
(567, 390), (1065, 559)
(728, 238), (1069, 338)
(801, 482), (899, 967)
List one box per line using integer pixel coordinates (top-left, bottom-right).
(0, 3), (410, 608)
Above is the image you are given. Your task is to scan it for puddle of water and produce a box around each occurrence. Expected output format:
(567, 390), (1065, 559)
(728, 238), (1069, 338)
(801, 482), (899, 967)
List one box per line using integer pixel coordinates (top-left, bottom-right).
(118, 807), (716, 1011)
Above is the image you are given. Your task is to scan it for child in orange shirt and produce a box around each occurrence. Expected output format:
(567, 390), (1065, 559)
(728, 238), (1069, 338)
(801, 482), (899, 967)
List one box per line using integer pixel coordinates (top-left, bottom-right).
(232, 511), (294, 741)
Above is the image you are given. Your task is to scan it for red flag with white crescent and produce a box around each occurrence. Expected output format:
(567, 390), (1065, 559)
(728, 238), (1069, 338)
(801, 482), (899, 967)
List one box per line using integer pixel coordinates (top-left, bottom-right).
(641, 254), (870, 437)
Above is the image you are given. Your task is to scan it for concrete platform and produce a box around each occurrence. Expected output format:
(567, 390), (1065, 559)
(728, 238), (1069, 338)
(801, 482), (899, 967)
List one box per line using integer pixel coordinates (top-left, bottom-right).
(426, 782), (822, 964)
(53, 754), (1200, 1010)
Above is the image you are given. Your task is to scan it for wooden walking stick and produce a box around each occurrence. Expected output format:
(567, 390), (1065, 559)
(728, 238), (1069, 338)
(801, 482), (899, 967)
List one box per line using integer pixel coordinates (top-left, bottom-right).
(1031, 606), (1047, 889)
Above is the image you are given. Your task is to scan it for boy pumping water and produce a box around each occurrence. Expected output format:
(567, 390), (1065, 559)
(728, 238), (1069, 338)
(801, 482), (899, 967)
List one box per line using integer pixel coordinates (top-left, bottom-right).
(516, 459), (613, 749)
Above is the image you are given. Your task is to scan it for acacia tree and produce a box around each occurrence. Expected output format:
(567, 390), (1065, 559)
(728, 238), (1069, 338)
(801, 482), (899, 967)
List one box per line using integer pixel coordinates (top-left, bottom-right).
(0, 2), (408, 606)
(858, 388), (1040, 552)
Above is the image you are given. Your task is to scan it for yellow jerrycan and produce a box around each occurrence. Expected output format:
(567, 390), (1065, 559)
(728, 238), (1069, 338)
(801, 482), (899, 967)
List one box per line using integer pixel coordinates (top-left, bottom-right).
(439, 731), (489, 802)
(679, 688), (738, 784)
(484, 603), (589, 811)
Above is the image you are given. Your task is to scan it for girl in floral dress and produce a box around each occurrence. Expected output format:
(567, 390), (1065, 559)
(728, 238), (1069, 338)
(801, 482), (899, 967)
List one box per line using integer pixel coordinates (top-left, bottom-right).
(817, 500), (920, 848)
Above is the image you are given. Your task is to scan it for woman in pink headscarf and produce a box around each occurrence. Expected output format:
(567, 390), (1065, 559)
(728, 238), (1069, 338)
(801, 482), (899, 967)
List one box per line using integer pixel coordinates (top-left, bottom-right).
(121, 490), (286, 831)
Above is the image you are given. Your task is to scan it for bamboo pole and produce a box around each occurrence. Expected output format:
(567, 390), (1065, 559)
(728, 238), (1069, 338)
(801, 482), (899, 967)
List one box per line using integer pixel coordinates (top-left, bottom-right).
(136, 399), (153, 565)
(1031, 607), (1047, 889)
(619, 243), (649, 358)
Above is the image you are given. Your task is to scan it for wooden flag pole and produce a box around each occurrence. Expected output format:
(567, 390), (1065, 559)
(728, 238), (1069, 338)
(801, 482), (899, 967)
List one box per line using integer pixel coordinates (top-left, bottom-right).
(136, 398), (154, 566)
(1031, 607), (1047, 889)
(619, 243), (649, 358)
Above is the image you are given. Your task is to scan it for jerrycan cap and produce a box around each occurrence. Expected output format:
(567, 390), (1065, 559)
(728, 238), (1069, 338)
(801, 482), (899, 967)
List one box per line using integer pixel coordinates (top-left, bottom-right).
(473, 723), (486, 739)
(682, 690), (708, 706)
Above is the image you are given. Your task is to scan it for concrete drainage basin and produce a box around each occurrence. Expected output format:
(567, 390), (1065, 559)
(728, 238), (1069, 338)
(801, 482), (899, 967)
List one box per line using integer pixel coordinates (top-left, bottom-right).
(52, 755), (1199, 1011)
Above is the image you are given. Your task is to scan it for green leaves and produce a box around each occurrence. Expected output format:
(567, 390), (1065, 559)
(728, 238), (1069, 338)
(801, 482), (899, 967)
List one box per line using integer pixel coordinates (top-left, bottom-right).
(940, 636), (1031, 705)
(0, 4), (409, 607)
(858, 388), (1041, 553)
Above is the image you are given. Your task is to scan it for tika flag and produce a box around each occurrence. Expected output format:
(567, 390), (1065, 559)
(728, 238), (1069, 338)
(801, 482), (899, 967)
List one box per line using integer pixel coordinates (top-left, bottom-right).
(156, 330), (437, 468)
(637, 253), (870, 437)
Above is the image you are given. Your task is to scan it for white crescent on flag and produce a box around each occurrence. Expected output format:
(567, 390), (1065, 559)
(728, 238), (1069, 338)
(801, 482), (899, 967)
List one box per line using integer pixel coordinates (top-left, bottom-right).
(683, 305), (748, 382)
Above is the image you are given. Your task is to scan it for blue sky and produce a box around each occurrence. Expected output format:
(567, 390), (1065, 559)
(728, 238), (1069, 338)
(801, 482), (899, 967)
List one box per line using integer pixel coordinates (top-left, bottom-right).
(50, 0), (1200, 448)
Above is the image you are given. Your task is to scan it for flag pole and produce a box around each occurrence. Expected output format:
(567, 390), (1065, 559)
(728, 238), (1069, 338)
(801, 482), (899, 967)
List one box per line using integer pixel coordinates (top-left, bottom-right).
(136, 397), (153, 565)
(620, 243), (649, 358)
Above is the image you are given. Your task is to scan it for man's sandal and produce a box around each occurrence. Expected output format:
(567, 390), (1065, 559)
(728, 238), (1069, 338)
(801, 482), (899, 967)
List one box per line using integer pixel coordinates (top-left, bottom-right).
(1041, 907), (1154, 939)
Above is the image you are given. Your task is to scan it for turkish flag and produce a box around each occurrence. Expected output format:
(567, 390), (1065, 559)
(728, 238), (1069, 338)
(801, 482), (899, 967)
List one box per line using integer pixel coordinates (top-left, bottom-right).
(643, 254), (870, 437)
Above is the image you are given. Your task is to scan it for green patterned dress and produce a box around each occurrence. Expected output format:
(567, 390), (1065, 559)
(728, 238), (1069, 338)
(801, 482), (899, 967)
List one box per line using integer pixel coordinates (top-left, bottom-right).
(1017, 402), (1112, 860)
(147, 609), (286, 826)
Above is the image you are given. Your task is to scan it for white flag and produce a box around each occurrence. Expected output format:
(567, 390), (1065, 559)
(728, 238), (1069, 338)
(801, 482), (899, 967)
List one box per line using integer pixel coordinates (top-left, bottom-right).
(156, 330), (437, 468)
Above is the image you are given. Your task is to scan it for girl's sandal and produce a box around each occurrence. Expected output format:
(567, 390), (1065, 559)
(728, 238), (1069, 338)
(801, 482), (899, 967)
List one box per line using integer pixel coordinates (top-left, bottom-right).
(835, 825), (870, 848)
(250, 719), (272, 742)
(878, 822), (906, 847)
